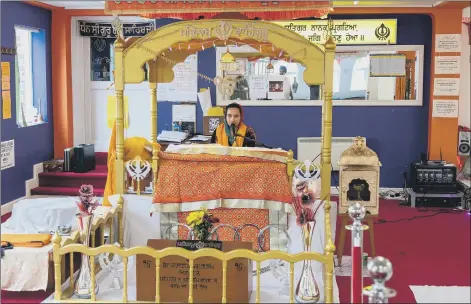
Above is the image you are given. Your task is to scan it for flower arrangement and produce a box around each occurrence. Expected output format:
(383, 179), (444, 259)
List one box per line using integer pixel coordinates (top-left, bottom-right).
(186, 209), (220, 241)
(76, 184), (99, 216)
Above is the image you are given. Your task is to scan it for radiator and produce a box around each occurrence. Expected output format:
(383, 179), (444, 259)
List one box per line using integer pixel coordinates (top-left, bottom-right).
(297, 137), (355, 171)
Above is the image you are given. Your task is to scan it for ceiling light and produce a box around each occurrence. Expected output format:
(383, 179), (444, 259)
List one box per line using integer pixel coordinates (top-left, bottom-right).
(353, 0), (359, 4)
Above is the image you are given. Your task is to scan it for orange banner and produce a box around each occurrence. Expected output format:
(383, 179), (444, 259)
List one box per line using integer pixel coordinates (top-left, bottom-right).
(105, 1), (333, 20)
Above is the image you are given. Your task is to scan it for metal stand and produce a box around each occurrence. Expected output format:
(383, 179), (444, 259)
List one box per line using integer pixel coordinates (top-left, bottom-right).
(363, 257), (397, 303)
(346, 202), (369, 303)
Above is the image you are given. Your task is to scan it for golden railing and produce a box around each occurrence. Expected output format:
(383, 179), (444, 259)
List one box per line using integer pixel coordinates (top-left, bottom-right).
(52, 239), (334, 303)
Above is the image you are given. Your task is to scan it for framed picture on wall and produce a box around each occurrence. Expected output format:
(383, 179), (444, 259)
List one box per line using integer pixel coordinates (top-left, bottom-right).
(226, 58), (247, 76)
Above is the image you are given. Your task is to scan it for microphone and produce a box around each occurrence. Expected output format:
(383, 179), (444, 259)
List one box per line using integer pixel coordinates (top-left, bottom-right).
(234, 134), (273, 149)
(231, 124), (236, 137)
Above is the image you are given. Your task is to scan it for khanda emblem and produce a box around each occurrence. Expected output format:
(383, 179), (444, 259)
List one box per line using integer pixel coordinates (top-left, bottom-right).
(294, 160), (321, 182)
(375, 23), (391, 41)
(125, 156), (151, 182)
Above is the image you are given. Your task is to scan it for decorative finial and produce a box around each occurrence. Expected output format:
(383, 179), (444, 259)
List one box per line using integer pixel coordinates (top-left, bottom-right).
(327, 18), (334, 37)
(287, 149), (294, 159)
(367, 256), (393, 283)
(111, 14), (124, 41)
(117, 194), (124, 208)
(53, 231), (62, 244)
(348, 202), (366, 224)
(364, 256), (397, 303)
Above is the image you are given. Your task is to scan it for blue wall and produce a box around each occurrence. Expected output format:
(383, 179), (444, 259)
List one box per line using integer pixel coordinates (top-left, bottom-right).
(0, 2), (53, 204)
(155, 15), (431, 188)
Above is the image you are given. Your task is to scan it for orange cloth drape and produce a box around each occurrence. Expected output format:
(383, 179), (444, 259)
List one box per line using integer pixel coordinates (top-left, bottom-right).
(103, 119), (117, 207)
(1, 234), (52, 248)
(215, 123), (247, 147)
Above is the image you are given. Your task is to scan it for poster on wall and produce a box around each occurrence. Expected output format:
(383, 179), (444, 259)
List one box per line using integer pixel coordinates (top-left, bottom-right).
(1, 140), (15, 170)
(433, 78), (460, 96)
(434, 56), (461, 74)
(157, 54), (198, 102)
(369, 54), (406, 77)
(432, 100), (458, 118)
(1, 62), (12, 120)
(435, 34), (461, 53)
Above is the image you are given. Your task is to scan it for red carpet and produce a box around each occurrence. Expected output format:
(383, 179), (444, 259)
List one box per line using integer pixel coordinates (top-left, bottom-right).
(2, 199), (469, 303)
(335, 199), (471, 303)
(30, 152), (108, 196)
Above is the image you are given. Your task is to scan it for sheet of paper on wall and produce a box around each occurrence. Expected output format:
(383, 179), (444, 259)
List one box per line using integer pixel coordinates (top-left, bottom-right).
(435, 34), (461, 53)
(1, 139), (15, 170)
(369, 54), (406, 77)
(2, 91), (11, 119)
(157, 54), (198, 102)
(172, 104), (196, 123)
(106, 95), (129, 129)
(434, 56), (461, 75)
(1, 62), (10, 82)
(432, 100), (458, 118)
(249, 75), (267, 99)
(433, 78), (460, 96)
(197, 88), (212, 116)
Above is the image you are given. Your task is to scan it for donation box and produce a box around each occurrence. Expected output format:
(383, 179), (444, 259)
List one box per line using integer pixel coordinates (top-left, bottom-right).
(136, 239), (253, 303)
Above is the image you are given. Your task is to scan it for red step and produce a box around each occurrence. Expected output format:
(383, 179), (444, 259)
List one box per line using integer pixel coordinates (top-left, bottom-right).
(31, 153), (109, 197)
(95, 152), (108, 166)
(38, 166), (108, 188)
(31, 186), (105, 197)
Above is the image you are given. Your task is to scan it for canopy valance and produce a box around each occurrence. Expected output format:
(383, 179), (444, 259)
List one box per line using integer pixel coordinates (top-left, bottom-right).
(105, 1), (333, 20)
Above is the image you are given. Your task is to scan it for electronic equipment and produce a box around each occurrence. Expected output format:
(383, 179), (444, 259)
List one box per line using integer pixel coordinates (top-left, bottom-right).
(72, 144), (96, 173)
(406, 190), (463, 208)
(458, 131), (470, 156)
(63, 148), (73, 172)
(410, 162), (458, 194)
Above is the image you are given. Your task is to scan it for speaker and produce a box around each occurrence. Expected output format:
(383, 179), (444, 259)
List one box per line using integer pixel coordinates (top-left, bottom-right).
(458, 131), (470, 156)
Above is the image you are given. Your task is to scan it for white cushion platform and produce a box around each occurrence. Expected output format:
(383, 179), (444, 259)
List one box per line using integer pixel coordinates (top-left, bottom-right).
(2, 197), (80, 234)
(1, 197), (113, 292)
(1, 197), (80, 291)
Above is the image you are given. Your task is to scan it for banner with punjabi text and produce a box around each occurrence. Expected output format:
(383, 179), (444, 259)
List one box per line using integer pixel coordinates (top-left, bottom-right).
(272, 19), (397, 45)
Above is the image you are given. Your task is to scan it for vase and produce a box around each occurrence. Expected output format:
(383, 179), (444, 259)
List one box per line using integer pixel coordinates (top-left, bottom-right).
(74, 213), (99, 299)
(195, 230), (211, 241)
(295, 221), (320, 303)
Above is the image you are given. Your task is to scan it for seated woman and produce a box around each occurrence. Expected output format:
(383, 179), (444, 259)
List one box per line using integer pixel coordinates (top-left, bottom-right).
(103, 120), (157, 206)
(210, 102), (257, 147)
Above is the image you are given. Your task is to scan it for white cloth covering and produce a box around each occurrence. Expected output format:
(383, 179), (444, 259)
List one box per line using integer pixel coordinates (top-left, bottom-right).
(2, 197), (80, 233)
(1, 197), (112, 292)
(108, 194), (161, 248)
(1, 197), (80, 291)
